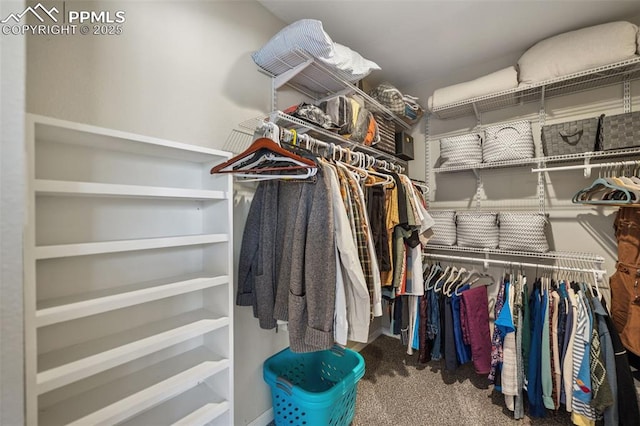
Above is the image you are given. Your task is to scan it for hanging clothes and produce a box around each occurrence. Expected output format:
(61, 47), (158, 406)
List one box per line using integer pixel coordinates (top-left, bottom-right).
(460, 284), (492, 375)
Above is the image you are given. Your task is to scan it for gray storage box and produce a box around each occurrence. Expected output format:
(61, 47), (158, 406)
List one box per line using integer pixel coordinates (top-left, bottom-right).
(600, 111), (640, 151)
(541, 117), (599, 156)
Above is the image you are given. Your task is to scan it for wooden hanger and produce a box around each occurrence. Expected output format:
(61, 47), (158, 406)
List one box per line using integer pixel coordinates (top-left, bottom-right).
(210, 137), (316, 174)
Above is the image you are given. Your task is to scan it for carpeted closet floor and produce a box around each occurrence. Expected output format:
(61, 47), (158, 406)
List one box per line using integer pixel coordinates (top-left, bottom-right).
(352, 335), (572, 426)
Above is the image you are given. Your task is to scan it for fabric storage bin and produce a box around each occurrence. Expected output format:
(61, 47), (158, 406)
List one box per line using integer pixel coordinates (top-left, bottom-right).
(428, 210), (457, 246)
(541, 117), (599, 156)
(482, 120), (534, 163)
(456, 211), (499, 249)
(264, 346), (365, 426)
(373, 113), (396, 155)
(498, 212), (549, 253)
(599, 111), (640, 151)
(439, 133), (482, 167)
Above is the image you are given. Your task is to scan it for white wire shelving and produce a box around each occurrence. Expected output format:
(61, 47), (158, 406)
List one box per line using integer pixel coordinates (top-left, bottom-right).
(430, 57), (640, 120)
(424, 244), (605, 264)
(256, 48), (411, 130)
(239, 111), (409, 169)
(433, 147), (640, 173)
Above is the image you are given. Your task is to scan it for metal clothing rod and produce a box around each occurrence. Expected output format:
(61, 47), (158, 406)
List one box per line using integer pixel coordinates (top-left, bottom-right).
(259, 122), (406, 173)
(532, 159), (640, 173)
(422, 252), (606, 275)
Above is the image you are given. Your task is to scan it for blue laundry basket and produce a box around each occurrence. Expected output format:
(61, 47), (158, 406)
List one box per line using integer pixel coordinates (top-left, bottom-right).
(263, 346), (365, 426)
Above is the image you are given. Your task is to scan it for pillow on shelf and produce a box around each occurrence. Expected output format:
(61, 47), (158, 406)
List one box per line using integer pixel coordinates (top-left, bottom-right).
(517, 21), (639, 86)
(252, 19), (380, 82)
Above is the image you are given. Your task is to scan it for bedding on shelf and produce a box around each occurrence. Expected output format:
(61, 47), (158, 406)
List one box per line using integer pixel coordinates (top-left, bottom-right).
(252, 19), (380, 82)
(427, 21), (640, 112)
(427, 66), (518, 110)
(517, 21), (639, 86)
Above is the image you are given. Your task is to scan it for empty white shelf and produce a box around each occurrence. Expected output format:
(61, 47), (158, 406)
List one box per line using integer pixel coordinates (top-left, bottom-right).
(37, 310), (229, 394)
(39, 347), (229, 426)
(34, 234), (228, 260)
(31, 114), (230, 163)
(36, 275), (229, 328)
(121, 385), (230, 426)
(35, 179), (228, 200)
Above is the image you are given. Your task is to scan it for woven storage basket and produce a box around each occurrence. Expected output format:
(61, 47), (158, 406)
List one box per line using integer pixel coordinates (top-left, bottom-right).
(541, 117), (599, 156)
(373, 113), (396, 155)
(456, 211), (499, 249)
(498, 212), (549, 253)
(428, 210), (457, 246)
(600, 111), (640, 150)
(439, 133), (482, 167)
(483, 120), (534, 163)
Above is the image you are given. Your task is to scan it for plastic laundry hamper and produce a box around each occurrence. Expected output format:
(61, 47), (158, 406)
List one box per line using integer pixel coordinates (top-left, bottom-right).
(263, 346), (365, 426)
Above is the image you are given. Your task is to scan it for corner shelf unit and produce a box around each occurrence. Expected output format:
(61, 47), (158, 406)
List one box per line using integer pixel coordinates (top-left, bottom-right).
(25, 115), (234, 425)
(430, 57), (640, 120)
(256, 48), (411, 130)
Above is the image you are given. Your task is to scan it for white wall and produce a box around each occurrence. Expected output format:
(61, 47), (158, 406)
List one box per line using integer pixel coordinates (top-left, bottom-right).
(0, 1), (25, 425)
(27, 2), (289, 424)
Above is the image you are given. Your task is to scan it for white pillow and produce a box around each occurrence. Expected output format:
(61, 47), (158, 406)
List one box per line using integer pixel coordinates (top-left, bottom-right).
(321, 42), (380, 80)
(252, 19), (380, 82)
(518, 21), (639, 85)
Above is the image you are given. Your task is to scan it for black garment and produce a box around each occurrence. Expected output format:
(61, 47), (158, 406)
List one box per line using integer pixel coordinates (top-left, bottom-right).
(393, 296), (403, 335)
(444, 297), (458, 372)
(603, 312), (640, 425)
(419, 295), (432, 364)
(366, 186), (391, 272)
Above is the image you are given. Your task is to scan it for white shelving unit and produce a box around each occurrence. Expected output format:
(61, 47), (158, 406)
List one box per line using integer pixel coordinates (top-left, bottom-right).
(429, 57), (640, 120)
(24, 115), (234, 425)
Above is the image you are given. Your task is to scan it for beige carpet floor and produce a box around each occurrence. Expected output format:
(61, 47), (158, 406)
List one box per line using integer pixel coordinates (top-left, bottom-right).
(352, 335), (573, 426)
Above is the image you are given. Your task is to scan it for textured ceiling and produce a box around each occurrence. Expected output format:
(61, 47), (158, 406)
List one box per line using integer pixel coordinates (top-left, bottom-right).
(258, 0), (640, 89)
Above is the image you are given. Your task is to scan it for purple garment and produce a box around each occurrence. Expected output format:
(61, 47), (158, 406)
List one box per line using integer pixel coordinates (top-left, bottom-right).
(460, 285), (492, 375)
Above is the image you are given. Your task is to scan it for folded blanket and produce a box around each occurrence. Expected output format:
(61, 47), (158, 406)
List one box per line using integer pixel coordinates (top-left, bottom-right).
(427, 66), (518, 111)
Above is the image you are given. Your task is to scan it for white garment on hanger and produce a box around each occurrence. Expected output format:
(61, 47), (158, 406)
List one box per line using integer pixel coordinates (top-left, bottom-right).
(334, 243), (348, 346)
(325, 164), (371, 342)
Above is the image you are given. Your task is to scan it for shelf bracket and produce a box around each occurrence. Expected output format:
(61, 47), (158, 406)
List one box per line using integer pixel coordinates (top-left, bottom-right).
(472, 102), (481, 127)
(484, 250), (490, 270)
(272, 58), (314, 90)
(623, 75), (631, 114)
(583, 157), (592, 179)
(473, 169), (483, 210)
(538, 86), (546, 126)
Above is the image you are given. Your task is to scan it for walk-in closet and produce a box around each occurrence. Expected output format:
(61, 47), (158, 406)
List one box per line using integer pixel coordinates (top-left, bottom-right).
(3, 1), (640, 425)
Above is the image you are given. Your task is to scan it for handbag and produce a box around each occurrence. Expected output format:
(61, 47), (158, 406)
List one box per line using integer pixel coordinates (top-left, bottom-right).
(369, 82), (405, 115)
(439, 133), (482, 167)
(498, 212), (549, 252)
(598, 111), (640, 151)
(427, 210), (457, 246)
(541, 117), (599, 156)
(456, 212), (499, 249)
(482, 120), (534, 163)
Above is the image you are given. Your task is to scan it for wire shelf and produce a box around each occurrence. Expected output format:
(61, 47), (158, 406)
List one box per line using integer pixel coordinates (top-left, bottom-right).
(430, 57), (640, 120)
(256, 49), (411, 130)
(240, 111), (408, 168)
(424, 244), (605, 263)
(433, 147), (640, 173)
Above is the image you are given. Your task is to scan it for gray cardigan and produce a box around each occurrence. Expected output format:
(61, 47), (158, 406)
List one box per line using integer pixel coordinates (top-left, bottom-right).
(236, 165), (336, 352)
